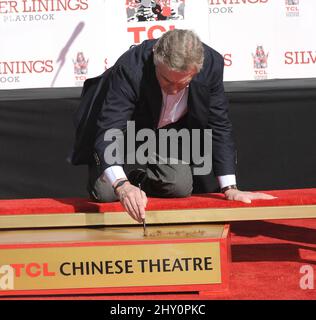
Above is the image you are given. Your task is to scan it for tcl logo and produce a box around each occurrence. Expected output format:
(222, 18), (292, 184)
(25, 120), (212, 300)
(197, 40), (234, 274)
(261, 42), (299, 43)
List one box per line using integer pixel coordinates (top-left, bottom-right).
(285, 6), (299, 12)
(128, 25), (175, 44)
(10, 263), (56, 278)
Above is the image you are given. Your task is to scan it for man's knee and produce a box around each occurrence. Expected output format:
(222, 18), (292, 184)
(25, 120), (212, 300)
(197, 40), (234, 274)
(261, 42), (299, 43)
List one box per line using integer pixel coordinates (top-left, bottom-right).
(88, 181), (117, 203)
(171, 180), (193, 197)
(152, 164), (193, 198)
(87, 165), (117, 203)
(171, 167), (193, 197)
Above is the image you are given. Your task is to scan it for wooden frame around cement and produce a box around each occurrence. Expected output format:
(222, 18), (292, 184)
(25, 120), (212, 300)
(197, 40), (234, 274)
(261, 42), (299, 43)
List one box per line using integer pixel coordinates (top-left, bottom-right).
(0, 205), (316, 229)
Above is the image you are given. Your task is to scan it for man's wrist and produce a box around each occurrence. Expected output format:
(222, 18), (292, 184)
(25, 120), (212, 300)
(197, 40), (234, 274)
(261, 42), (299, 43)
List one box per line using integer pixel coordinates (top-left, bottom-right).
(113, 179), (130, 195)
(104, 166), (127, 185)
(221, 184), (237, 194)
(217, 175), (237, 191)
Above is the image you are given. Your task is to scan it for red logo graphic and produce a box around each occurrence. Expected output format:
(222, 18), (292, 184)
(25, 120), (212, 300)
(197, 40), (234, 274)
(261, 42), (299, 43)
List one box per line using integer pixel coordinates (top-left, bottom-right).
(73, 52), (89, 75)
(128, 24), (175, 44)
(10, 263), (56, 278)
(285, 0), (299, 16)
(285, 0), (299, 5)
(252, 45), (268, 69)
(126, 0), (184, 22)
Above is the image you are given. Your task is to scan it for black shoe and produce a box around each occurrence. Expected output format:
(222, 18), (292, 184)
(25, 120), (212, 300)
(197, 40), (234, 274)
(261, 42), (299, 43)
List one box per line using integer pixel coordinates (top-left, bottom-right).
(128, 168), (147, 187)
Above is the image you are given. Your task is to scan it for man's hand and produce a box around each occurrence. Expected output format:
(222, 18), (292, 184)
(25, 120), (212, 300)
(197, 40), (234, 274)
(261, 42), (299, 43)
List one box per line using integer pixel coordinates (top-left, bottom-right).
(224, 188), (276, 204)
(115, 180), (148, 222)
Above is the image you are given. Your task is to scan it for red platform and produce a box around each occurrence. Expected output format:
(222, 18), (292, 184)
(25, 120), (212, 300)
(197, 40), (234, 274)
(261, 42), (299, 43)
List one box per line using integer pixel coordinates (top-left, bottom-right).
(0, 188), (316, 216)
(0, 188), (316, 298)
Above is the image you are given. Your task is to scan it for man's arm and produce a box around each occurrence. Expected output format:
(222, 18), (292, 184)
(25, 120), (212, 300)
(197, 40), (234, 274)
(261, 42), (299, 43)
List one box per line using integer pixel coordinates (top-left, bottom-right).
(207, 57), (236, 177)
(94, 65), (147, 222)
(94, 65), (136, 171)
(209, 57), (275, 203)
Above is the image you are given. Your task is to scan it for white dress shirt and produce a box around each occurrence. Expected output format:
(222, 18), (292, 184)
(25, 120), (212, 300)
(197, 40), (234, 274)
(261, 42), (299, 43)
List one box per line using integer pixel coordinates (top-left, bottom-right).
(104, 88), (236, 189)
(157, 87), (189, 129)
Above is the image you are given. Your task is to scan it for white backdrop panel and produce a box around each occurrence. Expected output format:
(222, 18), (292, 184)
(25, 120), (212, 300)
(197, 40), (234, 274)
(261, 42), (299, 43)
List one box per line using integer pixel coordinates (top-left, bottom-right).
(0, 0), (315, 89)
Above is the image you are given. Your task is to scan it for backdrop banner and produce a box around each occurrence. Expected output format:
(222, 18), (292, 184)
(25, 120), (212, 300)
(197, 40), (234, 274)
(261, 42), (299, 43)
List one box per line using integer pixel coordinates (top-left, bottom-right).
(1, 0), (315, 89)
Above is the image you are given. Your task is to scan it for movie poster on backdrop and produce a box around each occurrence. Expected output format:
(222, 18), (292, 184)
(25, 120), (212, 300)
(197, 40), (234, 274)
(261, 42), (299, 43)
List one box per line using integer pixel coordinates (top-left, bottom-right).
(275, 0), (316, 79)
(207, 0), (278, 81)
(0, 0), (108, 89)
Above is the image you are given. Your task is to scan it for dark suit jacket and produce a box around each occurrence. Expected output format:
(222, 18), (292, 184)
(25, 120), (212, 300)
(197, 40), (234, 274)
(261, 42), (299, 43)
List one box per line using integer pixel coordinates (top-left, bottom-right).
(70, 39), (236, 177)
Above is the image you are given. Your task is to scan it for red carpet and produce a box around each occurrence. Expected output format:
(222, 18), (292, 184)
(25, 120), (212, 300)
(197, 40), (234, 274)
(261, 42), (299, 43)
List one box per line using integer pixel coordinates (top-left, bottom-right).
(1, 188), (316, 215)
(1, 189), (316, 300)
(225, 218), (316, 300)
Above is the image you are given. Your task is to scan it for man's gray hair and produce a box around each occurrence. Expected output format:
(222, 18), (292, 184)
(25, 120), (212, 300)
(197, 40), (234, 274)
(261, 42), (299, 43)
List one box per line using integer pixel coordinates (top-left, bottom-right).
(153, 29), (204, 73)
